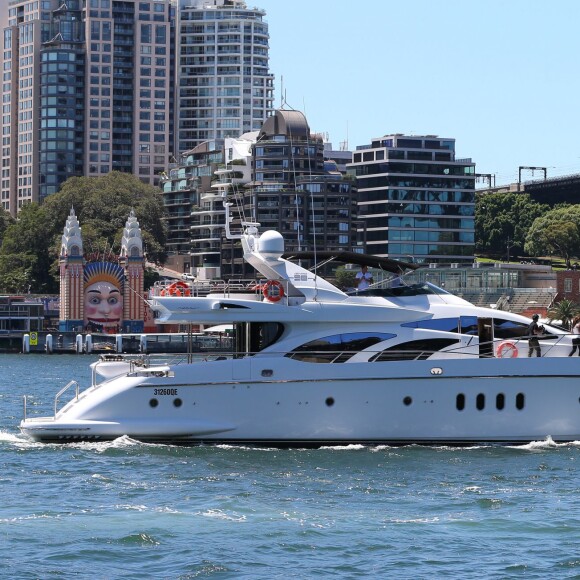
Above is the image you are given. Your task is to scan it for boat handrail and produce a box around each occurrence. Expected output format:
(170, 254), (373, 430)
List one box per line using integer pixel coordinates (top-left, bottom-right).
(150, 278), (261, 298)
(55, 380), (79, 418)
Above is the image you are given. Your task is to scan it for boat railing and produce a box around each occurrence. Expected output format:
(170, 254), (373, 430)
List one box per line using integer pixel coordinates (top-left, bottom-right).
(149, 278), (260, 298)
(54, 380), (79, 418)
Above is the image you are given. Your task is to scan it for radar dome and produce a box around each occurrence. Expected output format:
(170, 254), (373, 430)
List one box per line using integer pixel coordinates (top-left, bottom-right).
(259, 230), (284, 259)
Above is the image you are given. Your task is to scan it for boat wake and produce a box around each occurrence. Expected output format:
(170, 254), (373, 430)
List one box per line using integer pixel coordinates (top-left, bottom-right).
(4, 430), (579, 453)
(0, 430), (45, 449)
(0, 431), (153, 452)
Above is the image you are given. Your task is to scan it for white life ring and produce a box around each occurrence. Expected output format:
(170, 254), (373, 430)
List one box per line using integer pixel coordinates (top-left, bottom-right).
(496, 341), (518, 358)
(263, 279), (285, 302)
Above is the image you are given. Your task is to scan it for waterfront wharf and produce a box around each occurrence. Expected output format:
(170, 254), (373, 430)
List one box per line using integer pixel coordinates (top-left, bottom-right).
(0, 331), (233, 355)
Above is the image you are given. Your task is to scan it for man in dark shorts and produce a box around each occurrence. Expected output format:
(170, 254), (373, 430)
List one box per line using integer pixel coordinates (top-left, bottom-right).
(527, 314), (543, 357)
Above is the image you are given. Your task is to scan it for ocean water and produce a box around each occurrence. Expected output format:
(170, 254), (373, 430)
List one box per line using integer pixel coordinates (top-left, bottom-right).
(1, 354), (579, 579)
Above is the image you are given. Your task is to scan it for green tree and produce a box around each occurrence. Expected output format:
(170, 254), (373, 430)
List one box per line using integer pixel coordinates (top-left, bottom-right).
(475, 192), (548, 258)
(0, 206), (14, 243)
(0, 203), (56, 293)
(524, 206), (580, 267)
(42, 172), (167, 265)
(333, 266), (357, 290)
(0, 172), (168, 293)
(547, 299), (579, 329)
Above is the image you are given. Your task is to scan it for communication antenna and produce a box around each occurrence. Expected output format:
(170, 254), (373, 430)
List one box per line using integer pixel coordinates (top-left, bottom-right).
(340, 121), (349, 151)
(280, 76), (289, 110)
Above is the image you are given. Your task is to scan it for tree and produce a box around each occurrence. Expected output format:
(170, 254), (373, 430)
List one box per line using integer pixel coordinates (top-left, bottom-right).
(0, 203), (56, 293)
(547, 299), (579, 329)
(525, 206), (580, 267)
(475, 192), (548, 258)
(42, 171), (167, 264)
(0, 172), (168, 293)
(0, 206), (14, 243)
(333, 266), (357, 291)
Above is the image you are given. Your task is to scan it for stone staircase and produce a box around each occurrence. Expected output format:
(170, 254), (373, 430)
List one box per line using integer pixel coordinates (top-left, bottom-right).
(457, 288), (554, 317)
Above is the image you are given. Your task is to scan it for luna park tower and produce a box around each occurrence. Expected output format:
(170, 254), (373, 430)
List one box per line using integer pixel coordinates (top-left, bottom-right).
(59, 208), (145, 333)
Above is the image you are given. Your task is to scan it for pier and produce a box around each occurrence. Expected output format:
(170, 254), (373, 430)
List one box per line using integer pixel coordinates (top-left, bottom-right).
(1, 331), (233, 355)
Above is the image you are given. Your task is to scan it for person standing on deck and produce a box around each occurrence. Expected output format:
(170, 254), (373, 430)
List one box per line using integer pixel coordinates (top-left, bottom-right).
(569, 315), (580, 356)
(356, 265), (373, 291)
(527, 314), (543, 357)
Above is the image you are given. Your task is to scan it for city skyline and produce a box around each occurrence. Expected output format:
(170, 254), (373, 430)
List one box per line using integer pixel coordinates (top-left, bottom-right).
(1, 0), (278, 215)
(258, 0), (580, 186)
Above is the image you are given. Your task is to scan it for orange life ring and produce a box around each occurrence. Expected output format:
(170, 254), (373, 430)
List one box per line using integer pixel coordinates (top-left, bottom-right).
(263, 279), (285, 302)
(165, 280), (189, 297)
(496, 341), (518, 358)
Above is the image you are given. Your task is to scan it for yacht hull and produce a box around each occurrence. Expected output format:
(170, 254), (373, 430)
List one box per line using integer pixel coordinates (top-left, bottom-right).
(20, 358), (580, 445)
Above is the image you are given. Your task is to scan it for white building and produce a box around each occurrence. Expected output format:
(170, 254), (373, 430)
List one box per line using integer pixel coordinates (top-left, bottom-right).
(176, 0), (274, 153)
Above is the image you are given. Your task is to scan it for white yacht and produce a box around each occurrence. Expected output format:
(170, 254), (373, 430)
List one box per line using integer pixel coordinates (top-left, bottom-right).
(20, 209), (580, 445)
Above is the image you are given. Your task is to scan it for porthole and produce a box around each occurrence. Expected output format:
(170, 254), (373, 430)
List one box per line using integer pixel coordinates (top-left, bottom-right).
(149, 398), (159, 408)
(476, 393), (485, 411)
(456, 393), (465, 411)
(403, 396), (412, 406)
(325, 397), (335, 407)
(516, 392), (525, 410)
(173, 398), (183, 408)
(496, 393), (505, 410)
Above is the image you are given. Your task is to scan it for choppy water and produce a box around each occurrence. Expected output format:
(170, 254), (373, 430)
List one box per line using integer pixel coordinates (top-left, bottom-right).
(1, 354), (579, 579)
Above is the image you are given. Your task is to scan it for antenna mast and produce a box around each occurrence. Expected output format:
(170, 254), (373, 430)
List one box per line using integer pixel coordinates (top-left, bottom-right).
(280, 75), (284, 108)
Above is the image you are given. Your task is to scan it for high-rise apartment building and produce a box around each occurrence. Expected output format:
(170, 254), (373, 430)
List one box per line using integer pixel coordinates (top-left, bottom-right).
(1, 0), (275, 218)
(221, 109), (357, 278)
(176, 0), (274, 153)
(2, 0), (174, 216)
(348, 134), (476, 263)
(161, 133), (254, 275)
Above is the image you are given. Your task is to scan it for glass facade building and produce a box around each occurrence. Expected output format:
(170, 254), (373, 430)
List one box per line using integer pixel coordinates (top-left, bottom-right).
(2, 0), (174, 215)
(348, 134), (476, 263)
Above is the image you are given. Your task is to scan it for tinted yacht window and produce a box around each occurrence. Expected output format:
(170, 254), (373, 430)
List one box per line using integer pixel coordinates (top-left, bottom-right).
(460, 316), (478, 335)
(287, 332), (396, 363)
(371, 338), (459, 361)
(235, 322), (284, 357)
(402, 318), (459, 333)
(493, 319), (530, 340)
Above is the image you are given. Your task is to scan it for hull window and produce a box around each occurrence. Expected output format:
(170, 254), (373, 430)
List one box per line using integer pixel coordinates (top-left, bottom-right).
(476, 393), (485, 411)
(456, 393), (465, 411)
(516, 392), (525, 410)
(496, 393), (505, 410)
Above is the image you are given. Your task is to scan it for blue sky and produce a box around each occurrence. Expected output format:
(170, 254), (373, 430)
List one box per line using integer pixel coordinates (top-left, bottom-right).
(257, 0), (580, 187)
